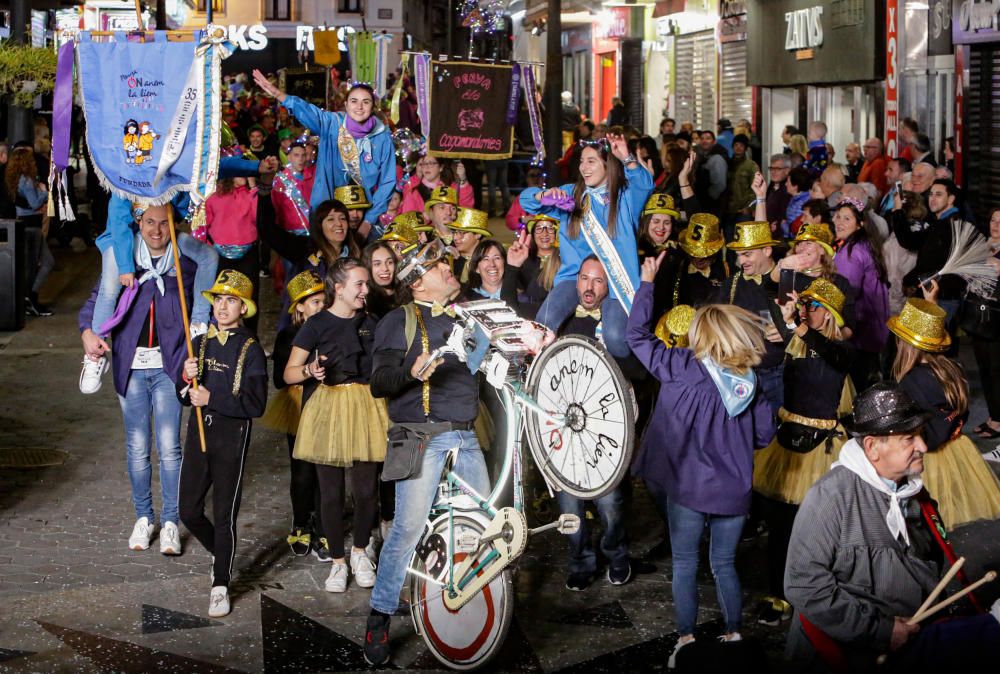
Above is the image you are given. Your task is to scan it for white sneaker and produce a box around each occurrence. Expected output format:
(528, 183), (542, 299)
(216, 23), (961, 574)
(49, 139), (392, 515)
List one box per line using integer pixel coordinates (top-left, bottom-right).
(351, 549), (377, 588)
(160, 521), (182, 555)
(128, 517), (156, 551)
(718, 632), (743, 643)
(79, 355), (108, 394)
(325, 562), (349, 593)
(208, 586), (230, 617)
(983, 447), (1000, 464)
(667, 636), (695, 670)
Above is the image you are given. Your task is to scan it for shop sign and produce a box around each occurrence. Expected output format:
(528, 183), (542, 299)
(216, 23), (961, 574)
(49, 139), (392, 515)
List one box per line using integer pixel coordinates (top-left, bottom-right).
(955, 46), (965, 186)
(719, 4), (747, 43)
(785, 6), (824, 51)
(885, 0), (899, 157)
(594, 7), (629, 39)
(928, 0), (953, 55)
(954, 0), (1000, 44)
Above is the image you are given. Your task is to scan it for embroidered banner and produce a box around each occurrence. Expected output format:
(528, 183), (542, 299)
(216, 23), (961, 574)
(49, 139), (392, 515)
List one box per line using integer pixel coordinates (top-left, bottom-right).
(427, 61), (514, 160)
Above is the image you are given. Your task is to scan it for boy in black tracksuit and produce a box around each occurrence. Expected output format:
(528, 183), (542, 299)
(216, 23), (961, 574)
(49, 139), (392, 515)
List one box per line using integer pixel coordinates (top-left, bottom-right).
(177, 270), (267, 618)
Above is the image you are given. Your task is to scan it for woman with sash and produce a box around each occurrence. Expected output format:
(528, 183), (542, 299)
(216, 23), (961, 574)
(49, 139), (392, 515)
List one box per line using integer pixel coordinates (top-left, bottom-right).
(519, 134), (654, 358)
(252, 70), (396, 243)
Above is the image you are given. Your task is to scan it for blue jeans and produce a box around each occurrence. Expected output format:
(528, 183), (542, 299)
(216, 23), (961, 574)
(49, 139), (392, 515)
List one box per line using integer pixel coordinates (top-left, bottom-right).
(537, 280), (631, 358)
(117, 368), (183, 525)
(667, 499), (745, 635)
(755, 364), (785, 413)
(556, 487), (628, 575)
(370, 430), (489, 615)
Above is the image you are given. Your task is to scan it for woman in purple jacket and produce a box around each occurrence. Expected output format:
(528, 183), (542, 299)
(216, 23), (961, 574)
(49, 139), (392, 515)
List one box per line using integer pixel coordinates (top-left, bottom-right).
(832, 199), (889, 391)
(627, 252), (776, 667)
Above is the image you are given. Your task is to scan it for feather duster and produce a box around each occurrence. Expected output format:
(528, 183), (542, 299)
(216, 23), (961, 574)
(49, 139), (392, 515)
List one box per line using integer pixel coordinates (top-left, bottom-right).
(921, 221), (999, 296)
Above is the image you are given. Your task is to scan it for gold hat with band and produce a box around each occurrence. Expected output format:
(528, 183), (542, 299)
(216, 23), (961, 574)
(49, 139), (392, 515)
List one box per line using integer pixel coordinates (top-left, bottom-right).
(799, 277), (846, 327)
(334, 184), (371, 210)
(381, 212), (427, 246)
(202, 269), (257, 319)
(728, 221), (783, 251)
(448, 207), (492, 237)
(285, 270), (324, 315)
(887, 298), (952, 353)
(425, 185), (459, 209)
(643, 193), (680, 218)
(678, 213), (725, 258)
(793, 223), (835, 258)
(655, 304), (695, 348)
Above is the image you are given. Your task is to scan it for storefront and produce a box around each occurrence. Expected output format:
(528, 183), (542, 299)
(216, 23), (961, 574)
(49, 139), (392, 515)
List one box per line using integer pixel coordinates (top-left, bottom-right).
(746, 0), (885, 159)
(562, 25), (593, 124)
(591, 5), (645, 127)
(718, 1), (753, 125)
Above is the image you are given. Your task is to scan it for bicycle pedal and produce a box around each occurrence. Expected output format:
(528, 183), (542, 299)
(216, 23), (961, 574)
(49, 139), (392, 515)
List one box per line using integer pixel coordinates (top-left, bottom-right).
(456, 531), (480, 553)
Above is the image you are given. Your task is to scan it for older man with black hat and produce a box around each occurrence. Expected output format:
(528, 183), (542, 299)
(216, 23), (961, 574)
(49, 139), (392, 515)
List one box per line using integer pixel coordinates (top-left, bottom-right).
(784, 383), (1000, 672)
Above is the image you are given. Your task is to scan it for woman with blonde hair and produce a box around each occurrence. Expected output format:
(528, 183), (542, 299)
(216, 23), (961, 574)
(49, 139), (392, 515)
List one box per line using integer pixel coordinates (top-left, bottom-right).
(788, 134), (809, 159)
(627, 252), (775, 667)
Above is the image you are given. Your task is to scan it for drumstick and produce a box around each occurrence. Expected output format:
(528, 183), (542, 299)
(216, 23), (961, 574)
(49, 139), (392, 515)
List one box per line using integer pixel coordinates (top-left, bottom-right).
(909, 571), (997, 624)
(909, 557), (965, 625)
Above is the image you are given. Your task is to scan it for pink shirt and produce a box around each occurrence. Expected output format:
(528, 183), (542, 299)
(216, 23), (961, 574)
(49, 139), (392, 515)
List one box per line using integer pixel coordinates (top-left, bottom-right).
(398, 175), (474, 214)
(202, 185), (259, 246)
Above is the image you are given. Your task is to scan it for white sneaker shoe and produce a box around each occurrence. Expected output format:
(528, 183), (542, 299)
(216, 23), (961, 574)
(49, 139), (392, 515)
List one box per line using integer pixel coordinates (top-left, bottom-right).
(983, 447), (1000, 464)
(128, 517), (156, 551)
(718, 632), (743, 643)
(160, 521), (182, 555)
(79, 355), (108, 394)
(667, 636), (695, 670)
(208, 586), (230, 617)
(351, 549), (377, 588)
(325, 562), (349, 593)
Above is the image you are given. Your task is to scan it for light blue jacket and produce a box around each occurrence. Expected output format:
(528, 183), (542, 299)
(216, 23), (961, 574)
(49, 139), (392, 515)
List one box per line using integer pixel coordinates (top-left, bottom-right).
(282, 95), (397, 226)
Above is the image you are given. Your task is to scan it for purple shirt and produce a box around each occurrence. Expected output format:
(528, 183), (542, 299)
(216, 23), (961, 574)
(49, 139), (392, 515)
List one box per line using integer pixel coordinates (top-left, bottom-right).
(626, 282), (775, 516)
(834, 240), (889, 353)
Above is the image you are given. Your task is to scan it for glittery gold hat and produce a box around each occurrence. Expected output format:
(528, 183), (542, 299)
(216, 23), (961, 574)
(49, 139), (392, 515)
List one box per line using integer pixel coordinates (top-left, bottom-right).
(887, 298), (952, 353)
(655, 304), (694, 348)
(678, 213), (725, 258)
(793, 223), (835, 258)
(381, 212), (427, 246)
(448, 207), (491, 237)
(643, 193), (680, 218)
(728, 221), (782, 251)
(425, 185), (459, 209)
(203, 269), (257, 319)
(799, 277), (845, 327)
(285, 270), (324, 315)
(334, 184), (371, 210)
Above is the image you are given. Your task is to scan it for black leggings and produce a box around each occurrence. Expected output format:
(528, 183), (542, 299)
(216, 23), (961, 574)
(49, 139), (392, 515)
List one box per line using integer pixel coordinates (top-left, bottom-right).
(972, 335), (1000, 420)
(286, 434), (321, 534)
(378, 465), (395, 522)
(315, 461), (379, 560)
(762, 496), (799, 599)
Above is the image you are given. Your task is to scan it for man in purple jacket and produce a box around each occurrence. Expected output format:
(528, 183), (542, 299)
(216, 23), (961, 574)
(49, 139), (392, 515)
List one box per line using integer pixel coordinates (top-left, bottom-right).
(79, 204), (214, 556)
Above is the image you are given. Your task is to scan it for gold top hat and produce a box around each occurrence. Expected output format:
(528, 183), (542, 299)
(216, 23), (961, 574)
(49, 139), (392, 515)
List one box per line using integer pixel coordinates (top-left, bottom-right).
(793, 223), (835, 258)
(381, 212), (427, 246)
(334, 184), (371, 210)
(887, 298), (952, 353)
(655, 304), (694, 348)
(425, 185), (459, 209)
(678, 213), (725, 258)
(285, 270), (324, 314)
(448, 207), (491, 237)
(643, 193), (680, 218)
(728, 221), (782, 251)
(202, 269), (257, 319)
(799, 277), (846, 327)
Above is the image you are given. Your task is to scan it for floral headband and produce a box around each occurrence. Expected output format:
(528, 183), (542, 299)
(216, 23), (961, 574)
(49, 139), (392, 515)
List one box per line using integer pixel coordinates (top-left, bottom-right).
(579, 138), (610, 152)
(838, 196), (867, 213)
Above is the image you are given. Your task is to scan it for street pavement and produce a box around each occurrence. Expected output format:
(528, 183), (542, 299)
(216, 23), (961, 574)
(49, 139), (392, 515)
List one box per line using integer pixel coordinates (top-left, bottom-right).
(1, 235), (998, 673)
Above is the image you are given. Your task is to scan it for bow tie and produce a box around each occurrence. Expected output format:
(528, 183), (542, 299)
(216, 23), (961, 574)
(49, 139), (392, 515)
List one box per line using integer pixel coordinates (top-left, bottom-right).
(207, 324), (232, 346)
(743, 272), (764, 285)
(575, 305), (601, 320)
(431, 302), (456, 318)
(687, 263), (711, 278)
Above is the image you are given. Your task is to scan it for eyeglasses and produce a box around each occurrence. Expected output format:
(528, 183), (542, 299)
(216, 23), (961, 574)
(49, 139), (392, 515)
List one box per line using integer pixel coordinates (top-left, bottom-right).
(533, 223), (556, 232)
(419, 160), (440, 167)
(768, 166), (788, 171)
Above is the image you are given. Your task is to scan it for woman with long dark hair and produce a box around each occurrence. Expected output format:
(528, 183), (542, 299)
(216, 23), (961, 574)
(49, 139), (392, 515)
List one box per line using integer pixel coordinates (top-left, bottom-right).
(6, 144), (53, 315)
(361, 241), (401, 319)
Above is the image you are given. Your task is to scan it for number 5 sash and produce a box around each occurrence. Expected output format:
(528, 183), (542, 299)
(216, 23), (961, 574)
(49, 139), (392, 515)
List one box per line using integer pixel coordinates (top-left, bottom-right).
(579, 196), (635, 313)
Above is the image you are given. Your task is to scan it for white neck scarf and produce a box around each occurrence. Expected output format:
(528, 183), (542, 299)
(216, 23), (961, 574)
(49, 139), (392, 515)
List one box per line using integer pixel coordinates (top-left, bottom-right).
(133, 233), (175, 296)
(833, 438), (923, 546)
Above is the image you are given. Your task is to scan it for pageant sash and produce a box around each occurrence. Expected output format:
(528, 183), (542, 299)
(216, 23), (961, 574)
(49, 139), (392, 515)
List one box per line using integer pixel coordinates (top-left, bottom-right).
(390, 53), (410, 124)
(273, 169), (311, 233)
(337, 120), (363, 186)
(505, 63), (522, 126)
(414, 53), (431, 140)
(579, 197), (635, 313)
(52, 41), (75, 173)
(521, 64), (545, 166)
(188, 28), (235, 207)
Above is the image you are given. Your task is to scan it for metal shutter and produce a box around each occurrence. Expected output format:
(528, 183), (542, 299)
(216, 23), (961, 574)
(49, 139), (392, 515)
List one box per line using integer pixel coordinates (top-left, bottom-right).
(675, 31), (716, 129)
(621, 38), (645, 131)
(720, 40), (752, 123)
(967, 47), (1000, 221)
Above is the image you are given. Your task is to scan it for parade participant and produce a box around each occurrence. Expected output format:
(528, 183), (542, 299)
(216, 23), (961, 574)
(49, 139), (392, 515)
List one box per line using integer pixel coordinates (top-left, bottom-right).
(888, 294), (1000, 529)
(78, 204), (218, 554)
(422, 186), (461, 243)
(628, 253), (775, 668)
(252, 70), (396, 235)
(201, 178), (260, 332)
(377, 191), (403, 235)
(334, 183), (375, 242)
(520, 133), (655, 359)
(362, 241), (400, 319)
(718, 221), (788, 411)
(670, 213), (729, 308)
(465, 239), (510, 300)
(282, 258), (388, 592)
(363, 241), (486, 666)
(261, 270), (327, 558)
(399, 153), (473, 214)
(448, 207), (492, 284)
(638, 193), (683, 318)
(277, 128), (295, 165)
(177, 270), (267, 618)
(272, 141), (315, 237)
(506, 214), (561, 318)
(752, 279), (853, 627)
(784, 383), (1000, 671)
(379, 210), (426, 257)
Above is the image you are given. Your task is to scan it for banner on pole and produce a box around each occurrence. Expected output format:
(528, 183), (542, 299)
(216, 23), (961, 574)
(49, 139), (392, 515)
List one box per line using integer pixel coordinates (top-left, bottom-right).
(427, 61), (515, 160)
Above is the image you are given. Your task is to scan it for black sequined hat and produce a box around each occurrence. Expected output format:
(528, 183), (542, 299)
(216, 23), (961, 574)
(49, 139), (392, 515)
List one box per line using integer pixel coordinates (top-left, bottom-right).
(841, 382), (931, 437)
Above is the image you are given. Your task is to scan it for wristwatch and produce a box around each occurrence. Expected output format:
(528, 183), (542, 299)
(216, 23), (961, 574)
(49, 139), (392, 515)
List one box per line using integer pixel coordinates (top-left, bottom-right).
(624, 154), (638, 166)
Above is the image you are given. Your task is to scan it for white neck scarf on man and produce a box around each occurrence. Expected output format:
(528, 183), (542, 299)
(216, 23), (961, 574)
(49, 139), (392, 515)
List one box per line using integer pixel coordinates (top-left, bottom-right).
(133, 232), (175, 296)
(832, 438), (923, 546)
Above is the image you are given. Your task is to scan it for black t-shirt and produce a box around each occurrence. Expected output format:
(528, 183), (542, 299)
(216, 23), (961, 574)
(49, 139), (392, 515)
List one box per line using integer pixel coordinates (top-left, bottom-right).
(292, 310), (378, 405)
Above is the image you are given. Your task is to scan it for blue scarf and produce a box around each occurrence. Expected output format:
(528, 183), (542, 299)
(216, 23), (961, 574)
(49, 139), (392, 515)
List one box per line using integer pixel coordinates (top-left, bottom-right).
(701, 357), (757, 418)
(584, 184), (609, 207)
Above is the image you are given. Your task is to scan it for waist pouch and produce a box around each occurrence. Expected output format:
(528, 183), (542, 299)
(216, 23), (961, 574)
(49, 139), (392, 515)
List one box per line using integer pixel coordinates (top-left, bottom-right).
(382, 422), (463, 482)
(776, 421), (833, 454)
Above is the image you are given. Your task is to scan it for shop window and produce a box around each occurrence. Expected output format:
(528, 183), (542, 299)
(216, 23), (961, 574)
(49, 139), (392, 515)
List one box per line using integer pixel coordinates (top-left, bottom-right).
(339, 0), (362, 13)
(196, 0), (225, 13)
(264, 0), (292, 21)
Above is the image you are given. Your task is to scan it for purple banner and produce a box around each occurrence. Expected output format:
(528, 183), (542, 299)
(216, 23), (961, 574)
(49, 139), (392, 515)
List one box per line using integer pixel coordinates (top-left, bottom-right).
(51, 40), (75, 173)
(505, 62), (521, 126)
(521, 65), (545, 164)
(414, 53), (431, 140)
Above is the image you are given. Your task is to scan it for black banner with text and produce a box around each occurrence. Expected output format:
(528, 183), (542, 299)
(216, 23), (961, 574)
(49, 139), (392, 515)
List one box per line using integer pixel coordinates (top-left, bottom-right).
(428, 61), (515, 160)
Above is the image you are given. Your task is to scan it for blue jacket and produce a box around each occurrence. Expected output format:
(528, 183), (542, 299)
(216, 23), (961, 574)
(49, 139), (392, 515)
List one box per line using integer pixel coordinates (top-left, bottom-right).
(282, 95), (396, 226)
(717, 129), (735, 158)
(519, 164), (654, 290)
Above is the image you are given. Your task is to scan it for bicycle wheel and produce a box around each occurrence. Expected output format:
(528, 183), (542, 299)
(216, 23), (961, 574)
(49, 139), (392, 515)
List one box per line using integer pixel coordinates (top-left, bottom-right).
(524, 335), (635, 500)
(409, 511), (514, 671)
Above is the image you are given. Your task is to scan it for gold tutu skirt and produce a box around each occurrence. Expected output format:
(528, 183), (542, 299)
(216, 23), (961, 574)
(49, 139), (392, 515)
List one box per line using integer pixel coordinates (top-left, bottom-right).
(293, 383), (389, 467)
(753, 429), (847, 505)
(922, 434), (1000, 530)
(260, 385), (303, 436)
